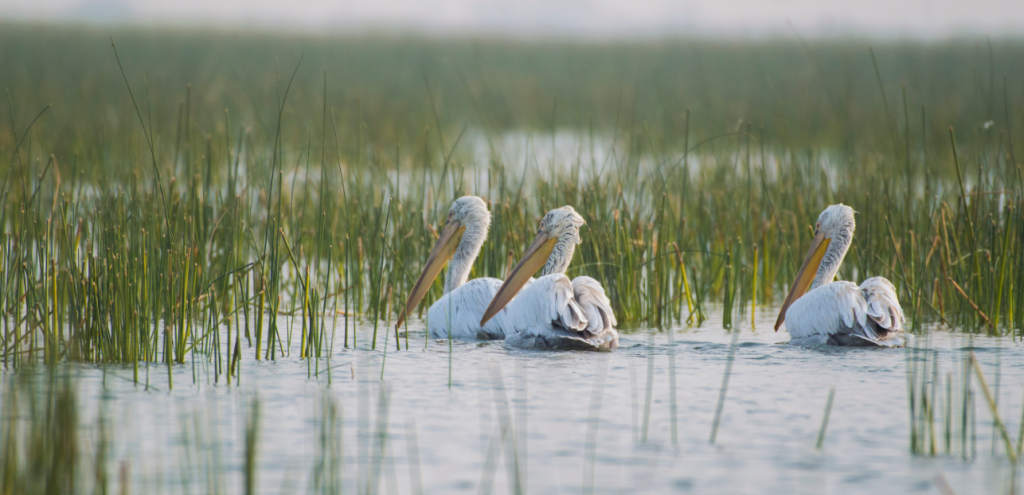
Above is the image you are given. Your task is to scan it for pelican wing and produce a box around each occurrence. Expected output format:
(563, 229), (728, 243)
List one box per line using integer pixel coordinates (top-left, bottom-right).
(427, 277), (508, 340)
(502, 274), (616, 351)
(859, 277), (904, 334)
(571, 276), (619, 347)
(784, 278), (908, 347)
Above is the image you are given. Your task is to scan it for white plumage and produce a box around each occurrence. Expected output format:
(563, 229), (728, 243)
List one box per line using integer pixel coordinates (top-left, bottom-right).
(426, 277), (508, 340)
(572, 276), (619, 338)
(501, 275), (618, 350)
(775, 204), (910, 347)
(481, 207), (619, 351)
(784, 278), (907, 347)
(397, 196), (514, 341)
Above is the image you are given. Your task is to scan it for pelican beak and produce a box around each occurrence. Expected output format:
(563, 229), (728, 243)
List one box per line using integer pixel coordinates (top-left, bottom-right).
(395, 220), (465, 330)
(479, 230), (557, 326)
(774, 232), (830, 331)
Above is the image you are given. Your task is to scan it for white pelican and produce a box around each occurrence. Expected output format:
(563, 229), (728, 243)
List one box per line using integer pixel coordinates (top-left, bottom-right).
(395, 196), (511, 340)
(480, 206), (618, 350)
(774, 204), (909, 347)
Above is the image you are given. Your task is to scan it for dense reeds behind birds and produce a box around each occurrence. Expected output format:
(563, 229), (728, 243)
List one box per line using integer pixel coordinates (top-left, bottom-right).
(1, 26), (1024, 368)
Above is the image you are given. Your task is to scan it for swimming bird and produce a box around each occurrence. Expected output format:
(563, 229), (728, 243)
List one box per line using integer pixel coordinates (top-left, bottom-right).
(774, 204), (908, 347)
(395, 196), (510, 340)
(479, 206), (618, 350)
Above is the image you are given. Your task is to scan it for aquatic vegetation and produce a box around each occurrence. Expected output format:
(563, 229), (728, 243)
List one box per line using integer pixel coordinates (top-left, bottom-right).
(906, 334), (1024, 463)
(0, 26), (1022, 492)
(0, 28), (1022, 370)
(0, 372), (89, 494)
(0, 369), (399, 495)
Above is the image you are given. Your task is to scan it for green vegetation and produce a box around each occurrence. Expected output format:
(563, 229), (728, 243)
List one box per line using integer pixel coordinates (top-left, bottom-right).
(905, 336), (1024, 472)
(0, 24), (1022, 373)
(1, 22), (1023, 495)
(0, 372), (88, 494)
(0, 370), (369, 495)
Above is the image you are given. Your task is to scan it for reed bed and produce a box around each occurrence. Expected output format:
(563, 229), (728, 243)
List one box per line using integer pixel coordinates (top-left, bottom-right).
(0, 26), (1022, 373)
(0, 369), (408, 495)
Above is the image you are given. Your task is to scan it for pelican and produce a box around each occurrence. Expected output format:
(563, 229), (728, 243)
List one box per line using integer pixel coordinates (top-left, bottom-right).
(774, 204), (909, 347)
(395, 196), (511, 340)
(480, 206), (618, 351)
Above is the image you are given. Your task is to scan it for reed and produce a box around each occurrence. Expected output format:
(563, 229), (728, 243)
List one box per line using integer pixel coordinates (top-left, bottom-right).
(709, 326), (740, 445)
(581, 360), (608, 495)
(904, 335), (1024, 469)
(0, 371), (88, 494)
(815, 386), (836, 450)
(0, 27), (1023, 371)
(243, 397), (260, 495)
(640, 332), (656, 443)
(0, 369), (422, 495)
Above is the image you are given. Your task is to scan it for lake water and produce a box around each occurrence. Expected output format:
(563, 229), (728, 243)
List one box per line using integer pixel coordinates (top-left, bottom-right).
(3, 306), (1021, 494)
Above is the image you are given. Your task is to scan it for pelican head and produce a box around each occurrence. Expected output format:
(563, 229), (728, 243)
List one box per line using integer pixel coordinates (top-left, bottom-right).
(396, 196), (490, 330)
(479, 206), (585, 325)
(774, 204), (855, 331)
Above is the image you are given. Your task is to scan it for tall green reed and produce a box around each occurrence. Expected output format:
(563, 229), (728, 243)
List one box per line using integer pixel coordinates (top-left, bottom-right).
(3, 30), (1024, 369)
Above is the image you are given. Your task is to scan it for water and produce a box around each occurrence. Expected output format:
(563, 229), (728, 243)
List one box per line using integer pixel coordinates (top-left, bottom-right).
(4, 307), (1022, 494)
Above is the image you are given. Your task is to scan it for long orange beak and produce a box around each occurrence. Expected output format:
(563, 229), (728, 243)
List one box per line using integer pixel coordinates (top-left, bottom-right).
(479, 231), (557, 326)
(395, 221), (465, 330)
(774, 232), (830, 331)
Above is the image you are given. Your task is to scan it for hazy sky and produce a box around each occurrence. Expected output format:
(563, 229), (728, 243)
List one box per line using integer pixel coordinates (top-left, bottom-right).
(2, 0), (1023, 38)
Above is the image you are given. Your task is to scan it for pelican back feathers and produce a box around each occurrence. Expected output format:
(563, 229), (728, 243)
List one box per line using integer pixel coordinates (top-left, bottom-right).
(784, 277), (908, 348)
(571, 276), (618, 346)
(503, 274), (617, 351)
(427, 278), (507, 340)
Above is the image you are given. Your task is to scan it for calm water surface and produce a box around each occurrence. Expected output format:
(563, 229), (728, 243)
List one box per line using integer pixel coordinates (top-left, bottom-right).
(5, 307), (1022, 494)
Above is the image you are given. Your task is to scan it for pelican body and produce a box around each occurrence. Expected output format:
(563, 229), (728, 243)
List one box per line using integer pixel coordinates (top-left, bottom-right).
(775, 204), (909, 347)
(396, 196), (512, 340)
(481, 207), (618, 351)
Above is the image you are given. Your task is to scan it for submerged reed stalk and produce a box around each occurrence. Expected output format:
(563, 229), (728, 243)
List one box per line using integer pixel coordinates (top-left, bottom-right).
(709, 327), (740, 445)
(816, 387), (836, 450)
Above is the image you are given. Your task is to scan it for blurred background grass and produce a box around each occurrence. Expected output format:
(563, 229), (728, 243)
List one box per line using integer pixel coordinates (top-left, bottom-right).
(2, 24), (1021, 161)
(1, 23), (1023, 370)
(2, 18), (1024, 495)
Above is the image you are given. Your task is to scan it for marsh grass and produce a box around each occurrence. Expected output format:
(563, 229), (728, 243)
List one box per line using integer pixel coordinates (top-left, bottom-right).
(815, 386), (836, 450)
(906, 336), (975, 459)
(2, 337), (1022, 494)
(904, 334), (1024, 471)
(0, 368), (416, 495)
(0, 371), (91, 494)
(0, 26), (1021, 383)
